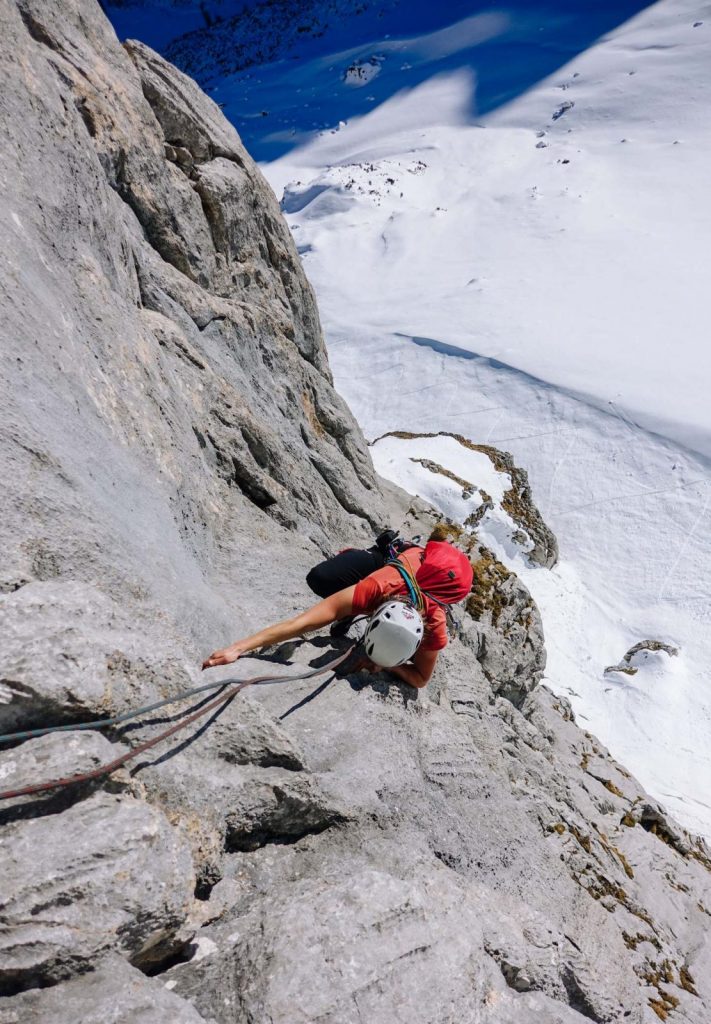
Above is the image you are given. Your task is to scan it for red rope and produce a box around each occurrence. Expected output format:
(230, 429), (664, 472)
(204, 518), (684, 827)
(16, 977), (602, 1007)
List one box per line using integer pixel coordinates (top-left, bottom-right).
(0, 647), (354, 802)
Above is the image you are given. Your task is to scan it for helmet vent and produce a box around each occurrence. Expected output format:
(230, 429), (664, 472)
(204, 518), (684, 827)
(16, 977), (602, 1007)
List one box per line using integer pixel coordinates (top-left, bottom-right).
(384, 611), (391, 619)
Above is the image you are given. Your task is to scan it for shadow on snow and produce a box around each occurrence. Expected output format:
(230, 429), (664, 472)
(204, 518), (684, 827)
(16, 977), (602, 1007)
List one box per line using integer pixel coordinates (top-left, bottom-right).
(105, 0), (655, 161)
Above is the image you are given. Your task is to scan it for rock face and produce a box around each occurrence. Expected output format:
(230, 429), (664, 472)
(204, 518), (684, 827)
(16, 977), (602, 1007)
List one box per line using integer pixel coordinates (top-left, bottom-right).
(1, 0), (384, 638)
(0, 786), (196, 992)
(0, 955), (210, 1024)
(1, 1), (710, 1022)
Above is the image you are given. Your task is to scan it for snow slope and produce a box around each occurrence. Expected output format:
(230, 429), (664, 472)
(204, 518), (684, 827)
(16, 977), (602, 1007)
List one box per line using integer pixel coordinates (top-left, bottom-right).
(107, 1), (655, 158)
(109, 1), (711, 838)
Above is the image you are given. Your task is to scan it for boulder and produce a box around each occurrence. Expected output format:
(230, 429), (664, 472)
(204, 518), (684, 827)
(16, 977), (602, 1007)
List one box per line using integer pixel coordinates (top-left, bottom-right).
(0, 729), (132, 815)
(0, 581), (197, 734)
(0, 954), (210, 1024)
(0, 790), (196, 992)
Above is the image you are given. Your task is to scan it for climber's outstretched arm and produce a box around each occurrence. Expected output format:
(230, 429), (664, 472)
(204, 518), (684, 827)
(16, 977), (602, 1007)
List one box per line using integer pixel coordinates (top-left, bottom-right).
(202, 585), (356, 669)
(388, 648), (438, 689)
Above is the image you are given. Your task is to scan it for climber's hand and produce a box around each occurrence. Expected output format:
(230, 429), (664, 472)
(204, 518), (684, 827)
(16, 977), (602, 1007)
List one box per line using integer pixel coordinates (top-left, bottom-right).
(202, 643), (245, 670)
(353, 655), (378, 673)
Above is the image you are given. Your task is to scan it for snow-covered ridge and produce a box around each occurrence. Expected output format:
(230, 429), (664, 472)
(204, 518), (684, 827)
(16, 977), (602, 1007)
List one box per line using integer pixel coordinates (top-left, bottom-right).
(371, 430), (558, 567)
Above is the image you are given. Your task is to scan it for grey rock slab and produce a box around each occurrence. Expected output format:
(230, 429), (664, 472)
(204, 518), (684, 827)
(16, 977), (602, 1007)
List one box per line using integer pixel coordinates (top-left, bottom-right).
(0, 580), (199, 734)
(0, 582), (116, 732)
(0, 954), (211, 1024)
(1, 0), (386, 666)
(163, 866), (497, 1024)
(0, 729), (133, 814)
(239, 643), (711, 1022)
(0, 790), (196, 991)
(136, 732), (347, 895)
(165, 857), (633, 1024)
(206, 688), (306, 771)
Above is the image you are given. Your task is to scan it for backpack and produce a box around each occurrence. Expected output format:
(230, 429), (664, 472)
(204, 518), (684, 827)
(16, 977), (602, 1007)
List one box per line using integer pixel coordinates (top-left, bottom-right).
(416, 541), (473, 604)
(387, 540), (473, 609)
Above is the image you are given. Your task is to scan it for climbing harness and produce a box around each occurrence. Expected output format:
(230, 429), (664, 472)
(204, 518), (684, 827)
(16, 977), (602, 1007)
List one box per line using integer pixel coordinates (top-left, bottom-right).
(0, 646), (355, 802)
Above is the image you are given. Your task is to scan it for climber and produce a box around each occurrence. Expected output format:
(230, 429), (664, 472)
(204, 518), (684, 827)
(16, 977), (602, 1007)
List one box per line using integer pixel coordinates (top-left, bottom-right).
(202, 531), (473, 689)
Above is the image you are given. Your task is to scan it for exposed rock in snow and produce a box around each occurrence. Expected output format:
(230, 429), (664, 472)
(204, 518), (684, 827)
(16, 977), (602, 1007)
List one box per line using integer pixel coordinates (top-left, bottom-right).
(343, 55), (383, 87)
(371, 431), (559, 568)
(605, 641), (680, 677)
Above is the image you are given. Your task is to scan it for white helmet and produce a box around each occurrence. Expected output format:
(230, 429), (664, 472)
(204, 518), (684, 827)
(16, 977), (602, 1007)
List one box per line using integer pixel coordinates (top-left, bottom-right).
(363, 600), (424, 668)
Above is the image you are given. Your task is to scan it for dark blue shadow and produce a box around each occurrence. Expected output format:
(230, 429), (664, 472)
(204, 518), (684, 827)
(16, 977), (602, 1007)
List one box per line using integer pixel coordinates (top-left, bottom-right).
(105, 0), (653, 161)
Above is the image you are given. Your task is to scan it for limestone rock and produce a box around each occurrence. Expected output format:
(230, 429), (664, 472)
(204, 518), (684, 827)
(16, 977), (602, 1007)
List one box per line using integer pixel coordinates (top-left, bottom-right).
(207, 690), (306, 771)
(0, 580), (212, 738)
(0, 729), (133, 815)
(0, 954), (210, 1024)
(0, 790), (196, 992)
(138, 748), (348, 895)
(162, 864), (594, 1024)
(1, 0), (386, 667)
(462, 542), (546, 705)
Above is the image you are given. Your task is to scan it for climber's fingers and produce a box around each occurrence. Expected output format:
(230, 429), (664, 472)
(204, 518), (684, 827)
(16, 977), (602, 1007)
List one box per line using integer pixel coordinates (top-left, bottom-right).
(202, 646), (242, 670)
(352, 655), (378, 673)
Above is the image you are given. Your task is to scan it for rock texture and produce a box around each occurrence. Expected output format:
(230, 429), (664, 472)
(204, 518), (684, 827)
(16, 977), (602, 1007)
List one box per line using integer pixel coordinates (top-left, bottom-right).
(0, 787), (196, 992)
(1, 1), (710, 1022)
(1, 0), (384, 638)
(0, 955), (211, 1023)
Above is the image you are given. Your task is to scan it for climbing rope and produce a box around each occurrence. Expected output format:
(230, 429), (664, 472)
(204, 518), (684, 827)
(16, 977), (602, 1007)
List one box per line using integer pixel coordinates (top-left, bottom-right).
(0, 645), (355, 802)
(385, 557), (426, 614)
(0, 679), (242, 746)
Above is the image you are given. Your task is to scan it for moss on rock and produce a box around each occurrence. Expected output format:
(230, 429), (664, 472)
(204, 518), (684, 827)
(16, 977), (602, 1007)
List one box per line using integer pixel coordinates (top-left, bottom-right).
(466, 549), (513, 625)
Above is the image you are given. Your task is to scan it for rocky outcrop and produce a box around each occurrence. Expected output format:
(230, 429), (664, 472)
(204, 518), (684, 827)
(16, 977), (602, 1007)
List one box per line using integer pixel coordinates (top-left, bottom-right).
(372, 430), (559, 568)
(1, 1), (710, 1022)
(0, 787), (196, 992)
(604, 641), (679, 677)
(0, 955), (210, 1024)
(463, 542), (546, 705)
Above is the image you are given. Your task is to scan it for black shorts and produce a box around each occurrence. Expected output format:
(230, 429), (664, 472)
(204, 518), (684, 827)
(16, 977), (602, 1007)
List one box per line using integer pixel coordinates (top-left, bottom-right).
(306, 547), (385, 599)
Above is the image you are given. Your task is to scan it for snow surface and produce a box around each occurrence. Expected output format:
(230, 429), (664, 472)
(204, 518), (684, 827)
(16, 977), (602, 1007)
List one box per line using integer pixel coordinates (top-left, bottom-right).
(108, 1), (711, 839)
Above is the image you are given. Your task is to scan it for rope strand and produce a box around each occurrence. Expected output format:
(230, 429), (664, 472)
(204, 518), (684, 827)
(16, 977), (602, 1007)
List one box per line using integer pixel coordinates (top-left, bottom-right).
(0, 645), (355, 802)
